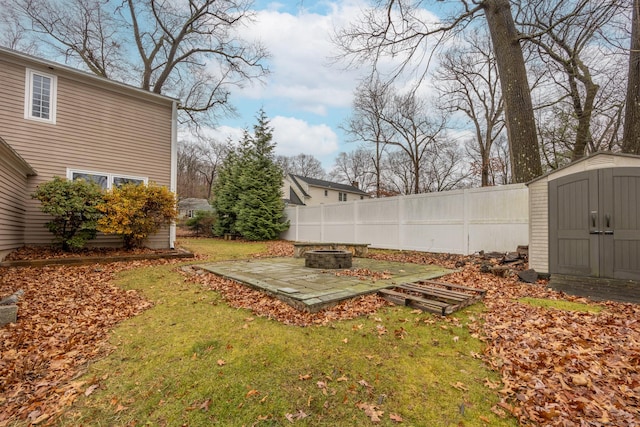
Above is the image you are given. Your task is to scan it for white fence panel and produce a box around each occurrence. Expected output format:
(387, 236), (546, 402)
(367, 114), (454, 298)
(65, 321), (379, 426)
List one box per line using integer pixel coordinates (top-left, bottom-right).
(281, 184), (529, 255)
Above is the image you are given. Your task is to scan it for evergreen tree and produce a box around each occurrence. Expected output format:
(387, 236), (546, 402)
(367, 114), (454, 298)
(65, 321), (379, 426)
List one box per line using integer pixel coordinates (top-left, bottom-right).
(212, 110), (289, 240)
(212, 148), (241, 237)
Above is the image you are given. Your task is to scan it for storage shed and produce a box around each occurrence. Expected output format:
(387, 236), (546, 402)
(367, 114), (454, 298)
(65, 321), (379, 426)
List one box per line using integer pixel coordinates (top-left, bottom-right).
(527, 152), (640, 302)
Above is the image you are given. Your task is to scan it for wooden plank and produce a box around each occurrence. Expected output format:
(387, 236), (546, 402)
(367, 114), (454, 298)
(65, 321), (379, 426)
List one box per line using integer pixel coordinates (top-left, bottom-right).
(418, 280), (487, 296)
(398, 283), (469, 304)
(378, 289), (449, 315)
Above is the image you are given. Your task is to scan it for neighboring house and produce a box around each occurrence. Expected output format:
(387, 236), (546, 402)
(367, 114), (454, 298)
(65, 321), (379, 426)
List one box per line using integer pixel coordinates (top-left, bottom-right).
(283, 174), (371, 206)
(0, 46), (178, 260)
(178, 198), (214, 219)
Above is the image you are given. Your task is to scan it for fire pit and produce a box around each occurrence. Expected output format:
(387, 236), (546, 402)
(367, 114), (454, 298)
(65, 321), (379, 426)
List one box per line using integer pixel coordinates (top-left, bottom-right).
(304, 250), (353, 269)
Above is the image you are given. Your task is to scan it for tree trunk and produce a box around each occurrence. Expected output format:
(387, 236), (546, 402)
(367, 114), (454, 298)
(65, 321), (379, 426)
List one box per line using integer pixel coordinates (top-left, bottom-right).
(623, 0), (640, 154)
(483, 0), (543, 182)
(572, 81), (598, 160)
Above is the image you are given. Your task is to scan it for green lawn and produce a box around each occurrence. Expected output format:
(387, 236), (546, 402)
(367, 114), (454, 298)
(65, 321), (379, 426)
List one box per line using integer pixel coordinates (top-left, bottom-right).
(57, 239), (517, 426)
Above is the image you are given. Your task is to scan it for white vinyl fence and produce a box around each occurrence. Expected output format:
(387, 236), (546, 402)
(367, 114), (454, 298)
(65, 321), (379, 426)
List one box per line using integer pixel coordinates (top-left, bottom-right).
(281, 184), (529, 255)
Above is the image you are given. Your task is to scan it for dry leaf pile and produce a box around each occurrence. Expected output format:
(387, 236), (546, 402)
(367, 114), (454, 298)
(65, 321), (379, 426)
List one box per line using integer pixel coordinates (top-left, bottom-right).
(473, 277), (640, 427)
(261, 240), (295, 258)
(374, 250), (640, 426)
(4, 246), (171, 261)
(2, 241), (639, 426)
(0, 259), (175, 426)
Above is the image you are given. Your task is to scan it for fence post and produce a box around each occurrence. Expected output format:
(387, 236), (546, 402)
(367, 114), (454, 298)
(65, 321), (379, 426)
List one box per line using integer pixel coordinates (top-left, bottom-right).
(353, 201), (359, 243)
(295, 206), (299, 242)
(320, 204), (325, 242)
(398, 196), (404, 251)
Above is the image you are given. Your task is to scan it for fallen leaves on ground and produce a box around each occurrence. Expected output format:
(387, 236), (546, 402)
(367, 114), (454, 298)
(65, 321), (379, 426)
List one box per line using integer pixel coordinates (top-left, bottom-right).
(4, 245), (173, 261)
(0, 257), (180, 426)
(372, 249), (640, 427)
(185, 269), (392, 327)
(332, 268), (392, 281)
(261, 240), (295, 258)
(4, 241), (639, 427)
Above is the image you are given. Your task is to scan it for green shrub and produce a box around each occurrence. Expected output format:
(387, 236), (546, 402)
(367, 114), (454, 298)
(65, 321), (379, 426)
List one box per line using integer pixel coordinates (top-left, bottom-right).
(185, 210), (216, 237)
(97, 183), (178, 249)
(32, 177), (104, 251)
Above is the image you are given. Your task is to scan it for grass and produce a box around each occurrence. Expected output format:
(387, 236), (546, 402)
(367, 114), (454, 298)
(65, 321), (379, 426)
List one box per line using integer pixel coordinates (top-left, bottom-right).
(57, 239), (517, 426)
(518, 297), (604, 313)
(176, 237), (268, 260)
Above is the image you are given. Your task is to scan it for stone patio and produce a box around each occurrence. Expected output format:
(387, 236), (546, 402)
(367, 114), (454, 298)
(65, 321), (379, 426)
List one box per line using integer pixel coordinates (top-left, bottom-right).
(197, 257), (453, 312)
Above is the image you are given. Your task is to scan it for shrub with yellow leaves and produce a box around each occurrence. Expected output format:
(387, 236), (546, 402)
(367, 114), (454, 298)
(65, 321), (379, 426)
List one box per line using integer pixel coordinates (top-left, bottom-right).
(97, 182), (177, 248)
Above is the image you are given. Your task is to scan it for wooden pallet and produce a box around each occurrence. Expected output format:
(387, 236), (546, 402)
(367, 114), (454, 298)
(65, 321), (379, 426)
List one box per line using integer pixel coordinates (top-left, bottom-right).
(378, 280), (486, 315)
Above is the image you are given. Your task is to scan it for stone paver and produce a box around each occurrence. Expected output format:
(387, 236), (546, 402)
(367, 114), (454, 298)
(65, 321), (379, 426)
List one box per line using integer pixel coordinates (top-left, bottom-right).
(197, 258), (453, 312)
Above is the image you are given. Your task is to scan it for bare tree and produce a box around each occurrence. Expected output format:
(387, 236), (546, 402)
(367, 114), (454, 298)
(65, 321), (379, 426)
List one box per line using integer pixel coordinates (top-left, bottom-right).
(8, 0), (269, 127)
(420, 141), (471, 192)
(381, 150), (415, 195)
(334, 0), (543, 183)
(0, 0), (38, 53)
(342, 77), (392, 197)
(177, 141), (208, 199)
(517, 0), (627, 160)
(197, 139), (231, 199)
(383, 91), (448, 194)
(329, 148), (377, 193)
(276, 154), (326, 179)
(435, 28), (504, 187)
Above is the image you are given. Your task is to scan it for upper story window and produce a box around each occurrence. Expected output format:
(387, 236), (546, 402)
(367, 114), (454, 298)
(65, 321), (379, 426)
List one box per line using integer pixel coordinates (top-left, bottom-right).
(25, 69), (57, 124)
(68, 168), (147, 190)
(324, 190), (328, 197)
(339, 192), (347, 202)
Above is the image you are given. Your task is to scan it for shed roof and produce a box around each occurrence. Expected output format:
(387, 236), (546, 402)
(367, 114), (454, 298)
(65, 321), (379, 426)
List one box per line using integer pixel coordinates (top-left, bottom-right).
(527, 151), (640, 185)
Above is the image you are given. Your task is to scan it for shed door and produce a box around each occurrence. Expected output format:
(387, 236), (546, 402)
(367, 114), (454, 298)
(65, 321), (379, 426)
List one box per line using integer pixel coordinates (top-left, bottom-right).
(549, 168), (640, 280)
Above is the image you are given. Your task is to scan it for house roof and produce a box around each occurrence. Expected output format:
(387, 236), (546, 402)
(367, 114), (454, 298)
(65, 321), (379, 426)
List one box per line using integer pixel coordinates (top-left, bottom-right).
(289, 174), (369, 196)
(0, 136), (37, 176)
(0, 46), (178, 106)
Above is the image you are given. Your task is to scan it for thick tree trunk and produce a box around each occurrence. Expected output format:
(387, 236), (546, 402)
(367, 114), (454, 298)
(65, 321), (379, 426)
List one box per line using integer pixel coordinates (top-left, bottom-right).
(483, 0), (543, 182)
(623, 0), (640, 154)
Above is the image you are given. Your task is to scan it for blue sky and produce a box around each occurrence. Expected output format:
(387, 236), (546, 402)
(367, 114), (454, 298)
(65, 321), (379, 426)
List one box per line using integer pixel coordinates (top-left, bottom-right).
(200, 0), (382, 170)
(198, 0), (454, 171)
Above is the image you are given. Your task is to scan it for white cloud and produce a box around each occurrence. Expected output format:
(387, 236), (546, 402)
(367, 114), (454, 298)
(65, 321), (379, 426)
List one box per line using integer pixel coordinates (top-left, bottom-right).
(239, 2), (369, 114)
(271, 116), (339, 158)
(183, 117), (340, 167)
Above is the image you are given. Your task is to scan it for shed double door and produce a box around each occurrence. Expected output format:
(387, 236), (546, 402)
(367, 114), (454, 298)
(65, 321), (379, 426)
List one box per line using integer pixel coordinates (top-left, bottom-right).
(549, 168), (640, 281)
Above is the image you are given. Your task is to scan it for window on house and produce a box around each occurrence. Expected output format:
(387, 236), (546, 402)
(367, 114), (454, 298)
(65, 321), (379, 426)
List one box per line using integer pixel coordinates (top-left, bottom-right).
(113, 176), (145, 188)
(339, 192), (347, 202)
(324, 190), (328, 197)
(68, 169), (147, 190)
(25, 69), (57, 124)
(360, 196), (364, 200)
(188, 210), (195, 218)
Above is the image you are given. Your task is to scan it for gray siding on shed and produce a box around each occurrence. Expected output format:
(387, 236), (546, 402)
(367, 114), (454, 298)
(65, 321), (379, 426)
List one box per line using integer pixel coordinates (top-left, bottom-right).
(527, 152), (640, 274)
(0, 48), (175, 249)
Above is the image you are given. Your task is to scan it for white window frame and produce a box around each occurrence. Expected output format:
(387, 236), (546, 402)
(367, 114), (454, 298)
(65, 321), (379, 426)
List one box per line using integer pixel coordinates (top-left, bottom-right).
(24, 68), (57, 124)
(67, 168), (148, 190)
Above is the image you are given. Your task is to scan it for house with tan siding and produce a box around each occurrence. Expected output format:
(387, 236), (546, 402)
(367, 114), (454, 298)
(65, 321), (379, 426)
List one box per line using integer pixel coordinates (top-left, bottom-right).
(0, 46), (177, 260)
(283, 174), (370, 206)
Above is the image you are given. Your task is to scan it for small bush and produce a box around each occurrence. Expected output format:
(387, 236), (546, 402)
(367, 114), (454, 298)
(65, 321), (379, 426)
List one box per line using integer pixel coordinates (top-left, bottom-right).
(185, 210), (216, 237)
(32, 177), (104, 251)
(97, 183), (177, 249)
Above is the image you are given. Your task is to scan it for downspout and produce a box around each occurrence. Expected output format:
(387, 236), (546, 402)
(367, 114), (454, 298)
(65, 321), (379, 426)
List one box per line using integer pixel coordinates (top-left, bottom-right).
(169, 100), (178, 249)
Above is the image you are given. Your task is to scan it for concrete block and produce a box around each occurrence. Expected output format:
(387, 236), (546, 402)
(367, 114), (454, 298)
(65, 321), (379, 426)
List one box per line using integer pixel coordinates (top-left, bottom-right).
(0, 305), (18, 326)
